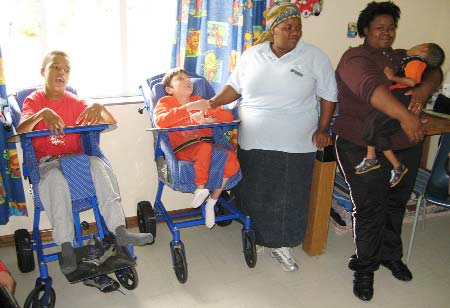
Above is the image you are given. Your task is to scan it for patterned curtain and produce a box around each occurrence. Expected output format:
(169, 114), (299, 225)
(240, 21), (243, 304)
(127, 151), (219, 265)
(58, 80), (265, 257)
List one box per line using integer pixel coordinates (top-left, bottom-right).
(171, 0), (267, 93)
(0, 46), (27, 225)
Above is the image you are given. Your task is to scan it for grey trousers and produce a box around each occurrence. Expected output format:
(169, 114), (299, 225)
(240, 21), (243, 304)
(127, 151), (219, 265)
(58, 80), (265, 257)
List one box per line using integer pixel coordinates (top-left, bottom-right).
(38, 156), (126, 245)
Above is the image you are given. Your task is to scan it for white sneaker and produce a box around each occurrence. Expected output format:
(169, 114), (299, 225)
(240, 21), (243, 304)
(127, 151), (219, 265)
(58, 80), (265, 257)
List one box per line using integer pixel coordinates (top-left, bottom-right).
(256, 245), (264, 254)
(191, 189), (209, 208)
(271, 247), (299, 272)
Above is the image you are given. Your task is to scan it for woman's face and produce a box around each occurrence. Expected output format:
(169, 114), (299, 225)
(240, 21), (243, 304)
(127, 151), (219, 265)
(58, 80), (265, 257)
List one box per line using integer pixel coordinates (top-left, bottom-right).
(272, 17), (302, 53)
(363, 15), (396, 50)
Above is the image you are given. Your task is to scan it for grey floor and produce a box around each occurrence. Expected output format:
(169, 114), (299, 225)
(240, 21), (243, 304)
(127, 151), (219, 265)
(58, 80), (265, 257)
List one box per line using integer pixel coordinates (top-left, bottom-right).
(2, 214), (450, 308)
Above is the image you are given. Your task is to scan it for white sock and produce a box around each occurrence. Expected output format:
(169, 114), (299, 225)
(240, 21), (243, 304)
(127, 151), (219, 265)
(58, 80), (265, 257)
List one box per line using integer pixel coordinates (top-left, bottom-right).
(205, 197), (217, 228)
(191, 188), (209, 208)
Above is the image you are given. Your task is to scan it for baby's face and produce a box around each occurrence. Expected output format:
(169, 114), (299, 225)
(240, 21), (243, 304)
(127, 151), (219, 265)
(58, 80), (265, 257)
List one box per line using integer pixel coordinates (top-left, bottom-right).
(408, 43), (429, 59)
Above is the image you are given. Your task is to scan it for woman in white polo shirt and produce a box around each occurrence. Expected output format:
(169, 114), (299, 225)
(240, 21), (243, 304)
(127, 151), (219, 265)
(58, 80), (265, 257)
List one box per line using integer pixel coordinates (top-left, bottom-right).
(209, 2), (337, 272)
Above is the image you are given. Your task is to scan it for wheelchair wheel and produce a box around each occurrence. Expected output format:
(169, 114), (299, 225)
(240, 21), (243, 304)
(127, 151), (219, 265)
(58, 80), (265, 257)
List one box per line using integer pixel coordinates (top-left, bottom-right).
(216, 191), (232, 227)
(137, 201), (156, 243)
(172, 247), (188, 284)
(24, 285), (56, 308)
(14, 229), (35, 273)
(115, 266), (139, 290)
(242, 230), (257, 268)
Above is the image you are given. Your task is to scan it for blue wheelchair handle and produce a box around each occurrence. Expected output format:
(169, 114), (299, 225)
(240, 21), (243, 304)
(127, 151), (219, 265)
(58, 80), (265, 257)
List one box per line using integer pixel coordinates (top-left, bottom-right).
(8, 124), (116, 143)
(146, 120), (240, 132)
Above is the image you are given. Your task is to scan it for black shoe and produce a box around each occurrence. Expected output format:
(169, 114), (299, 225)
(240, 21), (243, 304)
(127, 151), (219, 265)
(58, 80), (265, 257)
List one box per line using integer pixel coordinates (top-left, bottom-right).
(353, 271), (374, 301)
(348, 254), (358, 271)
(380, 259), (413, 281)
(83, 274), (120, 293)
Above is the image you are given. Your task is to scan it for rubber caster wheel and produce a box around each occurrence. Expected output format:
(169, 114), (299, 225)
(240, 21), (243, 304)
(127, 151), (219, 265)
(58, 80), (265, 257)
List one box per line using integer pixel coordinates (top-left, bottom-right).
(137, 201), (156, 244)
(14, 229), (35, 273)
(115, 266), (139, 290)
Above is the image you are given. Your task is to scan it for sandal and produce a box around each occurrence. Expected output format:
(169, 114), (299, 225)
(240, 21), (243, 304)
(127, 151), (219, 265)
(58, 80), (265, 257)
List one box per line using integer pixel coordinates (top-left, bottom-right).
(354, 158), (380, 174)
(389, 165), (408, 187)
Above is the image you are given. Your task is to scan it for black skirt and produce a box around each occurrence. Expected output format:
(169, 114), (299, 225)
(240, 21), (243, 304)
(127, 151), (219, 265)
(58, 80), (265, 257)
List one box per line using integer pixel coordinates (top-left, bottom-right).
(232, 147), (315, 248)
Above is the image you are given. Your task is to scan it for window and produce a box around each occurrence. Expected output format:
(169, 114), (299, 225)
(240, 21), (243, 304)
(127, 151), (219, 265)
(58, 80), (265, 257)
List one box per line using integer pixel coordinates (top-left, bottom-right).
(0, 0), (177, 98)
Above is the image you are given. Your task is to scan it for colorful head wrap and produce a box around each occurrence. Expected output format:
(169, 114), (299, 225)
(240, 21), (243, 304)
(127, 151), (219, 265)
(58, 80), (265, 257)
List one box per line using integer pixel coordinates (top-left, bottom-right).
(256, 2), (301, 45)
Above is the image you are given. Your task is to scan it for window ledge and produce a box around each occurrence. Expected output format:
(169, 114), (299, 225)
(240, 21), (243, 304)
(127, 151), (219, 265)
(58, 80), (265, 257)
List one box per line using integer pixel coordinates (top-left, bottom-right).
(91, 95), (143, 106)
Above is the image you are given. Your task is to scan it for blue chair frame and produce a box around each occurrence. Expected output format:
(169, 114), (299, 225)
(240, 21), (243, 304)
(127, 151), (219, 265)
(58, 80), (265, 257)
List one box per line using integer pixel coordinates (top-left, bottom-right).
(8, 87), (136, 307)
(406, 133), (450, 263)
(138, 72), (256, 283)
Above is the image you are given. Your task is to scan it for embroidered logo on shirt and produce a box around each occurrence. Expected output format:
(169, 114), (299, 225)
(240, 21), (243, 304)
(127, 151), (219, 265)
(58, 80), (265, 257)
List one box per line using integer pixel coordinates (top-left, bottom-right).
(290, 68), (303, 77)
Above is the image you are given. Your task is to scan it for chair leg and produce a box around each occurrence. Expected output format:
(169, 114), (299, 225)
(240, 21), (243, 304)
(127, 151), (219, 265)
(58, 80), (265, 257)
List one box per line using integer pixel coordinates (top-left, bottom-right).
(421, 199), (427, 231)
(406, 194), (423, 264)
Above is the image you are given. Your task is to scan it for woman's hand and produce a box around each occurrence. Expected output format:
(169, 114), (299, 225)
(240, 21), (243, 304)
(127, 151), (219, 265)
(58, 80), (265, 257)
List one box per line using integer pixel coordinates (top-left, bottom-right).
(399, 112), (427, 143)
(312, 128), (331, 150)
(186, 99), (210, 112)
(405, 86), (428, 115)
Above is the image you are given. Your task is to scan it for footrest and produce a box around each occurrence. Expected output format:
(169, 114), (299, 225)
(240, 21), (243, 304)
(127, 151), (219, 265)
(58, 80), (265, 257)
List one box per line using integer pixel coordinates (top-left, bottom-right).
(60, 245), (135, 283)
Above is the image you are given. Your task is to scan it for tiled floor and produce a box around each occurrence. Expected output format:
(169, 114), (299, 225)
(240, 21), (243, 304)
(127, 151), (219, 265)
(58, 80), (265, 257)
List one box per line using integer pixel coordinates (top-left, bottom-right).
(2, 214), (450, 308)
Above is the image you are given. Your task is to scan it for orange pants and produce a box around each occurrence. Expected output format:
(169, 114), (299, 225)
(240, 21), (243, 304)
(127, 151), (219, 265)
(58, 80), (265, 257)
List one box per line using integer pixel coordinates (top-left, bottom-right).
(175, 142), (240, 186)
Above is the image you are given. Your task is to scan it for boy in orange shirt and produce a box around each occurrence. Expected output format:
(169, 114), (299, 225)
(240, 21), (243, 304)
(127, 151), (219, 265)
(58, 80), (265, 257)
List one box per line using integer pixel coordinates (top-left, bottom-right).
(154, 68), (240, 228)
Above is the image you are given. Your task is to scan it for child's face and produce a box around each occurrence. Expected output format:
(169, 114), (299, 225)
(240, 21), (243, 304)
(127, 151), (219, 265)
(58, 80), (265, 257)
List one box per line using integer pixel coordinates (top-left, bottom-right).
(41, 54), (71, 93)
(408, 44), (429, 59)
(166, 72), (193, 97)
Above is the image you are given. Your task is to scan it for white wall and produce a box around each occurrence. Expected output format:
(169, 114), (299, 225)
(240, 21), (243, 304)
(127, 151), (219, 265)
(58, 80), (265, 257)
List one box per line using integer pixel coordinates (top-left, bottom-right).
(1, 0), (449, 236)
(301, 0), (450, 73)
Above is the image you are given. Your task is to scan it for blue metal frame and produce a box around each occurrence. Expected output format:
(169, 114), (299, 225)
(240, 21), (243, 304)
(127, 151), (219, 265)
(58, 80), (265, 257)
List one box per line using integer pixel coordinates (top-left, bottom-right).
(151, 122), (253, 242)
(14, 125), (135, 299)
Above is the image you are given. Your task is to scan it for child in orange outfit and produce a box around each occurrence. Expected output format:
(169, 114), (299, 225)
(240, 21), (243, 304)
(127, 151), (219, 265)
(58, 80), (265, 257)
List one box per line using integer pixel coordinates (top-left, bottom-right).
(355, 43), (445, 187)
(154, 68), (240, 228)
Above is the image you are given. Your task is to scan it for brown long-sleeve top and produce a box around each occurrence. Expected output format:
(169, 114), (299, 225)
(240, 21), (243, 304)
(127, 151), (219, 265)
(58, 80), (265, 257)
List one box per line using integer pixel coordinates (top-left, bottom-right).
(332, 43), (414, 149)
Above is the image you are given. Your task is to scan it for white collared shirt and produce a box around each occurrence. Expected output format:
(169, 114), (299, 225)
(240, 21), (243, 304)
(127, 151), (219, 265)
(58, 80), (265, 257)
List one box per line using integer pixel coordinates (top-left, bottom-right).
(227, 40), (337, 153)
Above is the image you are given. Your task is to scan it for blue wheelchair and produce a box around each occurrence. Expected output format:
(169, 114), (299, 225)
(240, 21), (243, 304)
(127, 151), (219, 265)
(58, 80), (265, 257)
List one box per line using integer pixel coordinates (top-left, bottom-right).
(138, 73), (257, 283)
(8, 87), (138, 308)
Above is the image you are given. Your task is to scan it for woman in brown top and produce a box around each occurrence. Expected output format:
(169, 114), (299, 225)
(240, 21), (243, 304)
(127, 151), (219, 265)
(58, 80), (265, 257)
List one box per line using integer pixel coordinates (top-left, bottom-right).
(332, 1), (442, 302)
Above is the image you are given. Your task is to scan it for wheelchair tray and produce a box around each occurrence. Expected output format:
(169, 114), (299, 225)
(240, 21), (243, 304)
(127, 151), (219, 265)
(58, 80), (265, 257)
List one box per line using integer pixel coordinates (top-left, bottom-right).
(146, 120), (240, 131)
(7, 124), (117, 143)
(60, 244), (135, 283)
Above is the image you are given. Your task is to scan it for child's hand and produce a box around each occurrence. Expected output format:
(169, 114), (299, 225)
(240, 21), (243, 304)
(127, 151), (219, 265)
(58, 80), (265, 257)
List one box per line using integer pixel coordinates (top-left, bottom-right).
(384, 66), (394, 80)
(41, 108), (66, 135)
(190, 111), (208, 124)
(186, 99), (209, 112)
(76, 104), (103, 126)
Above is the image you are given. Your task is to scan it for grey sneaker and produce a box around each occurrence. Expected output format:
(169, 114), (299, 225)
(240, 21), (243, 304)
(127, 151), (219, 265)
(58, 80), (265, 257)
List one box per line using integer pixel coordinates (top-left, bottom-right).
(82, 238), (116, 267)
(271, 247), (298, 272)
